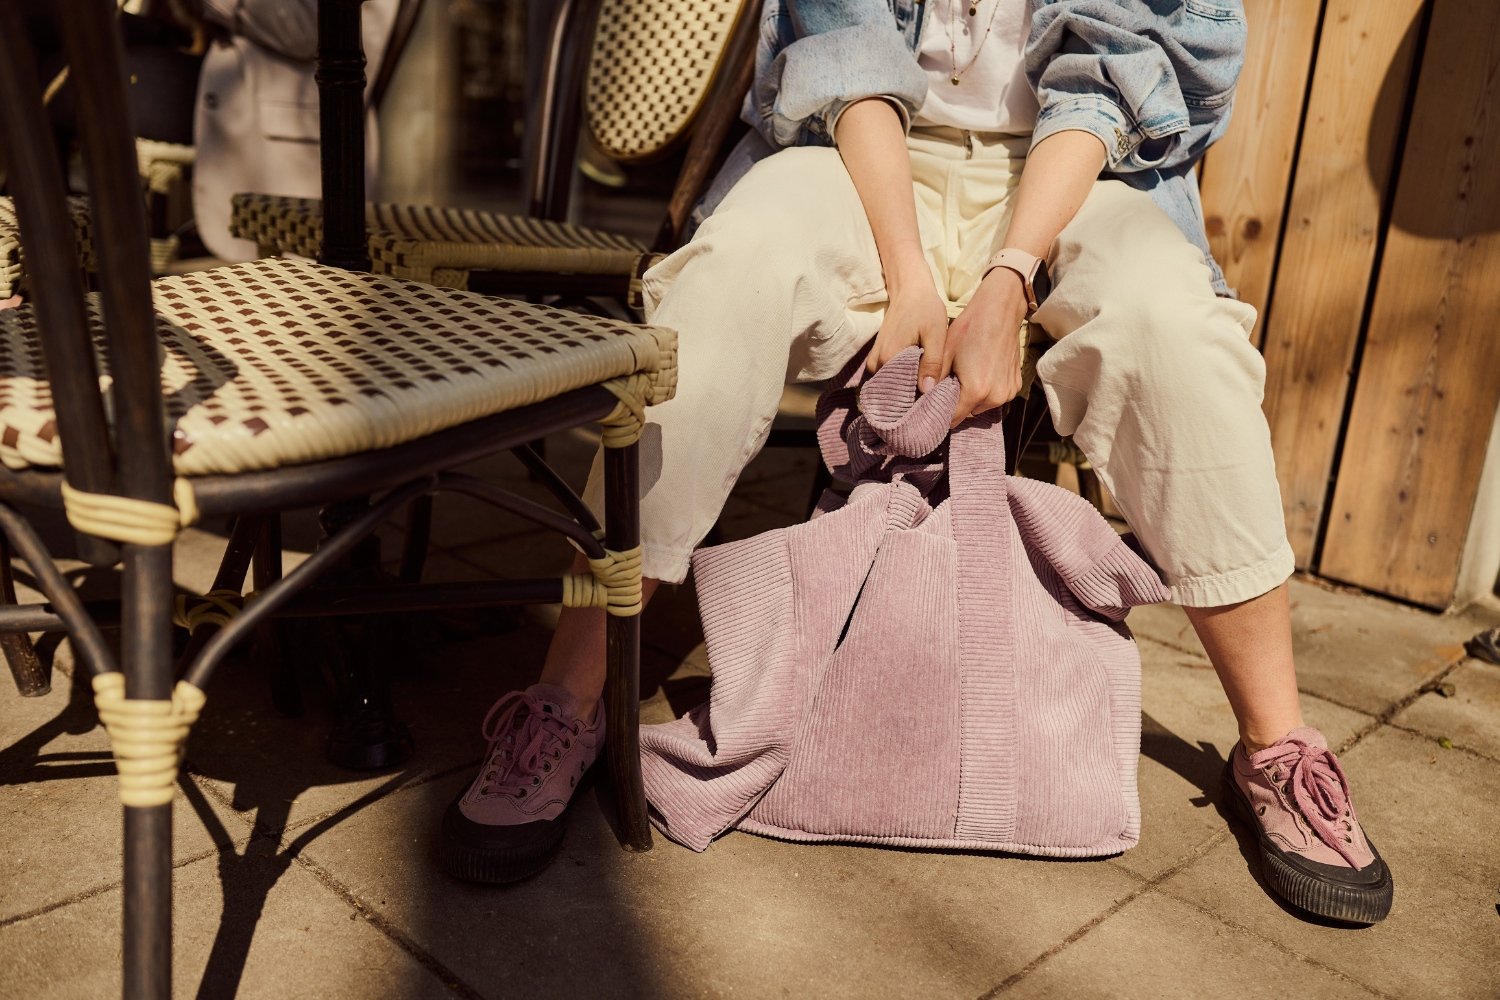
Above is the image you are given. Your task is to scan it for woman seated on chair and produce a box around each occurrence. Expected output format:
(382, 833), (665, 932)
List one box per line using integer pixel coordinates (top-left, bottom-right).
(441, 0), (1394, 925)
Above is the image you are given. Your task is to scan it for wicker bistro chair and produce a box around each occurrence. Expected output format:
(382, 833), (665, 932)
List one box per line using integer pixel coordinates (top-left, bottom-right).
(0, 193), (95, 299)
(0, 4), (672, 996)
(0, 0), (426, 296)
(1, 141), (194, 297)
(231, 0), (758, 307)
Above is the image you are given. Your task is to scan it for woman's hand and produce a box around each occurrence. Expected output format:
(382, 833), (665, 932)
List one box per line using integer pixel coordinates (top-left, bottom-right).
(867, 254), (949, 379)
(945, 269), (1029, 428)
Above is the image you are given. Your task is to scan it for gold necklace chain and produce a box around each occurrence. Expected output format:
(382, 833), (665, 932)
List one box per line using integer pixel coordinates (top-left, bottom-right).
(947, 0), (1002, 86)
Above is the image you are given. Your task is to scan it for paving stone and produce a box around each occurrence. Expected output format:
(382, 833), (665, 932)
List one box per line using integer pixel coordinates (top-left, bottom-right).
(1278, 581), (1479, 715)
(1126, 578), (1480, 717)
(299, 772), (1145, 1000)
(1120, 641), (1372, 881)
(1123, 601), (1209, 661)
(0, 844), (456, 999)
(0, 676), (249, 922)
(1392, 659), (1500, 762)
(998, 890), (1381, 1000)
(1160, 726), (1500, 1000)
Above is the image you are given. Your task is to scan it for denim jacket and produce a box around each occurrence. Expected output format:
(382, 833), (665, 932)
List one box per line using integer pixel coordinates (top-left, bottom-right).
(698, 0), (1247, 295)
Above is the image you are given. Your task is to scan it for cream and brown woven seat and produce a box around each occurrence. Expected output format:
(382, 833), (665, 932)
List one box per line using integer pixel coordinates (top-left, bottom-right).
(0, 194), (94, 299)
(231, 0), (753, 306)
(0, 257), (676, 476)
(231, 195), (656, 290)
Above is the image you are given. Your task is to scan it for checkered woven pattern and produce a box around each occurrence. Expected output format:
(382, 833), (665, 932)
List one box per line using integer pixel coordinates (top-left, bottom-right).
(585, 0), (747, 161)
(230, 194), (651, 288)
(0, 196), (96, 299)
(0, 257), (677, 476)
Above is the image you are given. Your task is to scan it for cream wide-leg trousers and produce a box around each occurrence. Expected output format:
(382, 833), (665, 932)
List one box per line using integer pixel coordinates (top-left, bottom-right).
(583, 127), (1295, 607)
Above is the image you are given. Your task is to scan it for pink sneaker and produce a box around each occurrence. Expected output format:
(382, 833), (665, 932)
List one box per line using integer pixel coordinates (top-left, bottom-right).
(1224, 727), (1393, 924)
(441, 683), (603, 883)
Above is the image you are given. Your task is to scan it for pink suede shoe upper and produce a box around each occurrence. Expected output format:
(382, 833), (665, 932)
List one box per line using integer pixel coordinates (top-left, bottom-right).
(459, 683), (602, 826)
(1231, 727), (1374, 869)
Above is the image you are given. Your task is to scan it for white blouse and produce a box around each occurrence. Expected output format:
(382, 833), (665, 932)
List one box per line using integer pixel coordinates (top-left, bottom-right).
(914, 0), (1039, 135)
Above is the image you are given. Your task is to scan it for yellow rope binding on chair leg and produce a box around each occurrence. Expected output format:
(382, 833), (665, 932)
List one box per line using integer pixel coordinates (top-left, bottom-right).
(599, 375), (652, 449)
(566, 375), (652, 613)
(171, 589), (247, 634)
(92, 672), (206, 808)
(60, 479), (199, 546)
(560, 545), (644, 617)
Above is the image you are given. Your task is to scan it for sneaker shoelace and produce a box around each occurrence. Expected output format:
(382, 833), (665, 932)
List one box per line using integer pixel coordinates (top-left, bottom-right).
(475, 691), (580, 800)
(1248, 737), (1361, 867)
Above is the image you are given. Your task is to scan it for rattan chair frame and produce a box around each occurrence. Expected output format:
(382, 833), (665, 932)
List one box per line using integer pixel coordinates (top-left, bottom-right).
(0, 5), (656, 999)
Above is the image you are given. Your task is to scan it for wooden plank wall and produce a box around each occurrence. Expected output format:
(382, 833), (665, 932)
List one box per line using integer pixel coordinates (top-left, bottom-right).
(1195, 0), (1500, 607)
(1259, 0), (1426, 565)
(1198, 0), (1322, 331)
(1319, 0), (1500, 607)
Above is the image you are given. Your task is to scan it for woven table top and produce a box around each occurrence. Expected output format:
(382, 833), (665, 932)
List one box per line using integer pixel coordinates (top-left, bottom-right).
(0, 258), (676, 476)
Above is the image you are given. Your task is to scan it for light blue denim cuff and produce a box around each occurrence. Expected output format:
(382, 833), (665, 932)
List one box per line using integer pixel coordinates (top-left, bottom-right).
(828, 94), (914, 143)
(1032, 94), (1187, 172)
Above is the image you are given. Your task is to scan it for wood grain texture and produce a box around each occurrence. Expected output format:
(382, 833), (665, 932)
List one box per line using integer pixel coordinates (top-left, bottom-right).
(1198, 0), (1322, 330)
(1261, 0), (1425, 567)
(1321, 0), (1500, 607)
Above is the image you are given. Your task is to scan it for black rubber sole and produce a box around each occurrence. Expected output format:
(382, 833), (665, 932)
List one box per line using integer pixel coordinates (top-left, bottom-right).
(1222, 766), (1393, 925)
(440, 798), (567, 885)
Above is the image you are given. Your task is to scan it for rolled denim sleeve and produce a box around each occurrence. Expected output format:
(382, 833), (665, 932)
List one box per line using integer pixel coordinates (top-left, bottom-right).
(753, 0), (928, 147)
(1026, 0), (1246, 173)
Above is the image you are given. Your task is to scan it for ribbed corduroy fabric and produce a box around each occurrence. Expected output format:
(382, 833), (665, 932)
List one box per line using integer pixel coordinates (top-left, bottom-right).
(640, 348), (1172, 855)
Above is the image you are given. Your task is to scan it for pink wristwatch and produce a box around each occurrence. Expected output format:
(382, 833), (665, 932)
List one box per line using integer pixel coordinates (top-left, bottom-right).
(983, 248), (1052, 315)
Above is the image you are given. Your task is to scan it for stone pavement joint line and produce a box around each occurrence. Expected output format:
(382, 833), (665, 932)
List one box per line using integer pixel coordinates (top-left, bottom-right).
(976, 831), (1226, 999)
(181, 762), (486, 999)
(289, 851), (484, 1000)
(0, 836), (245, 932)
(1155, 890), (1398, 1000)
(1334, 653), (1471, 755)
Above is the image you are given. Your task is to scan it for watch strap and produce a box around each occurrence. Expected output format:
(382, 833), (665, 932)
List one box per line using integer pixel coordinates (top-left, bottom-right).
(983, 248), (1043, 312)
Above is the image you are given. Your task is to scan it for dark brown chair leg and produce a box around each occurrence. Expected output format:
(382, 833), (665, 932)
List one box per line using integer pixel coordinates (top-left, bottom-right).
(171, 516), (262, 674)
(1077, 466), (1106, 512)
(317, 500), (413, 770)
(252, 516), (302, 718)
(804, 460), (833, 520)
(122, 544), (177, 1000)
(0, 530), (48, 696)
(603, 439), (651, 851)
(397, 493), (433, 585)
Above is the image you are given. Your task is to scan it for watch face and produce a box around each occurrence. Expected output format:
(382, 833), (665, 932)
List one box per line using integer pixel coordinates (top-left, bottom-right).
(1034, 260), (1053, 306)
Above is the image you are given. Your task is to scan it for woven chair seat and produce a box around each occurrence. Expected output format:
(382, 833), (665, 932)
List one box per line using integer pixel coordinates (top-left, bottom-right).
(0, 257), (677, 477)
(0, 195), (96, 299)
(231, 194), (654, 289)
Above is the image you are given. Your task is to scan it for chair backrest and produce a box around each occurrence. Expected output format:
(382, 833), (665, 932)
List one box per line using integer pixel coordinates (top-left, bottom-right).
(525, 0), (757, 248)
(584, 0), (754, 164)
(0, 1), (170, 562)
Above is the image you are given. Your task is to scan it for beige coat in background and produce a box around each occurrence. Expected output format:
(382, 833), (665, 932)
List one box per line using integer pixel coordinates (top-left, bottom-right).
(194, 0), (398, 261)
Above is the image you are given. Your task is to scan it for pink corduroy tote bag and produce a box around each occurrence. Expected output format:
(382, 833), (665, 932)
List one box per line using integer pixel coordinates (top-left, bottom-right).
(640, 347), (1171, 855)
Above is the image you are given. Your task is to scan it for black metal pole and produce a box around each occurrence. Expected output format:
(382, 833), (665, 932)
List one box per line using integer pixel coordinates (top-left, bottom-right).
(317, 0), (371, 271)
